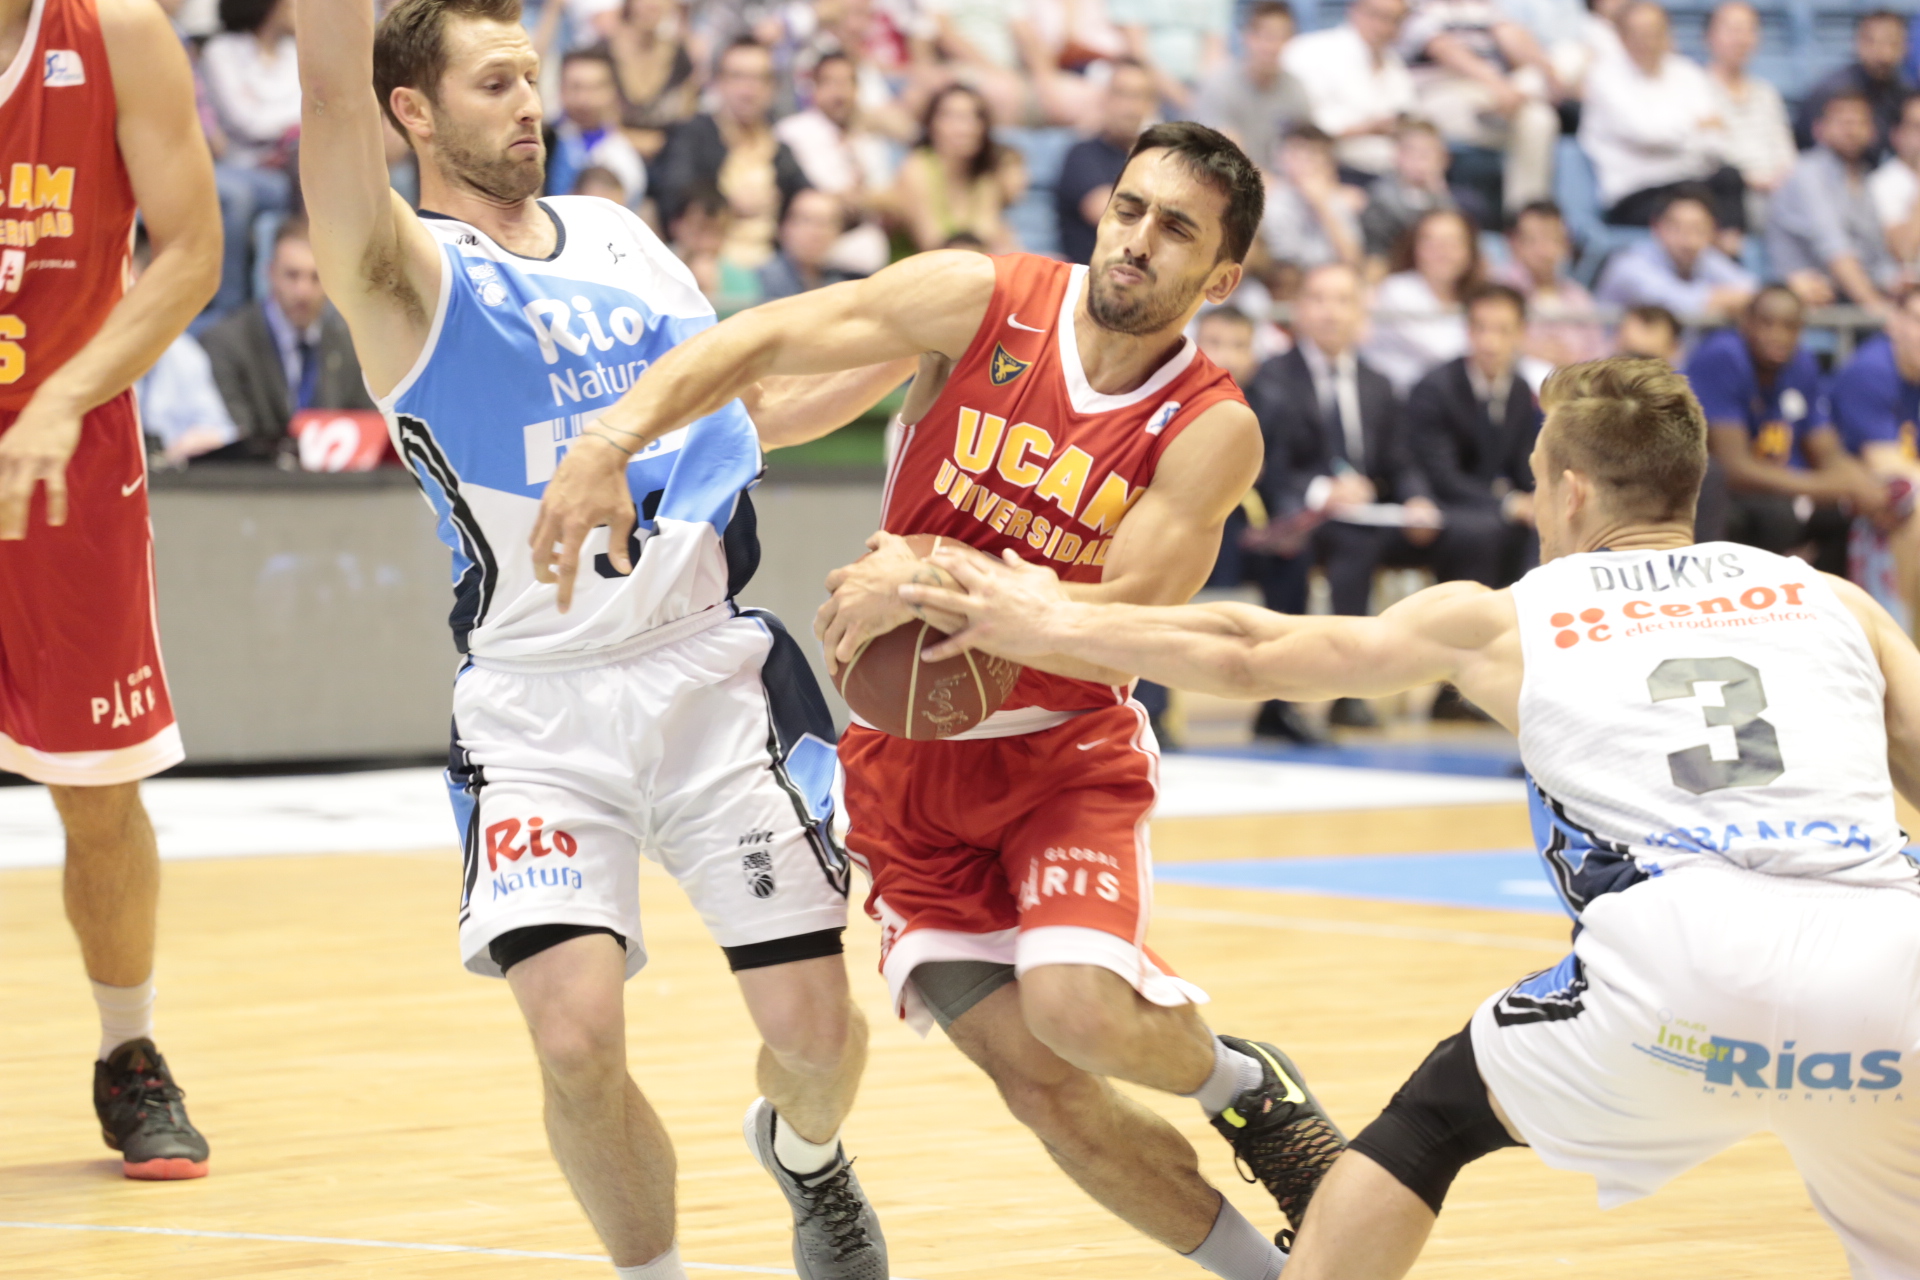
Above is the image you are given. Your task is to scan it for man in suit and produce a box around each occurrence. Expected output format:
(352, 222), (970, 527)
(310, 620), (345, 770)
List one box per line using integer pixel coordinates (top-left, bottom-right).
(1246, 261), (1440, 731)
(202, 214), (376, 459)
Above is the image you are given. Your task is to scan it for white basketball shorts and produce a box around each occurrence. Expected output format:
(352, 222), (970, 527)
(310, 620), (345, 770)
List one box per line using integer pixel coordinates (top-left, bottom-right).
(1472, 866), (1920, 1280)
(447, 608), (851, 979)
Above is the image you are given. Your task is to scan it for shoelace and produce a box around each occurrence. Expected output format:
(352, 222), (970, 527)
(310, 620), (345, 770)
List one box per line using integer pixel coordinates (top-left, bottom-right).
(108, 1067), (193, 1136)
(795, 1159), (874, 1259)
(1230, 1114), (1347, 1227)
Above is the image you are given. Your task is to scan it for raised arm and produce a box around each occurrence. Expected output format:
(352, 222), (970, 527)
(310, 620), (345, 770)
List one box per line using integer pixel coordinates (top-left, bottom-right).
(531, 250), (995, 608)
(0, 0), (220, 539)
(904, 552), (1523, 727)
(294, 0), (442, 396)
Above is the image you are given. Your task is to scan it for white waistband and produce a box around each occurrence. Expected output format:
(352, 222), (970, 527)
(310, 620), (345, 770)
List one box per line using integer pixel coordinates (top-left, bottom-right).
(467, 603), (733, 674)
(849, 705), (1086, 740)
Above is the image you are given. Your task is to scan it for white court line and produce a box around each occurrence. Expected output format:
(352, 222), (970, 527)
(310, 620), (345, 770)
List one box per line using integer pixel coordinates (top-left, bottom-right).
(0, 1220), (932, 1276)
(1155, 905), (1566, 953)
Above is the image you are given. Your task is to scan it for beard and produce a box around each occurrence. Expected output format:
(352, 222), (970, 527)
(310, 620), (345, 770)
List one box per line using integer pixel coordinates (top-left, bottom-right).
(432, 109), (546, 204)
(1085, 253), (1206, 336)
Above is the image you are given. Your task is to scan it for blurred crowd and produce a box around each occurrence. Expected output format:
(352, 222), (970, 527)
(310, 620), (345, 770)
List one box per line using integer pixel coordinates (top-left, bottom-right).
(138, 0), (1920, 731)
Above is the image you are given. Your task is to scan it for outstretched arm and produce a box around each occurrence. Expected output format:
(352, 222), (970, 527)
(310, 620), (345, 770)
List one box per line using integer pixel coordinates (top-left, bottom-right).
(532, 250), (994, 608)
(0, 0), (220, 539)
(295, 0), (442, 397)
(902, 550), (1523, 727)
(745, 360), (920, 449)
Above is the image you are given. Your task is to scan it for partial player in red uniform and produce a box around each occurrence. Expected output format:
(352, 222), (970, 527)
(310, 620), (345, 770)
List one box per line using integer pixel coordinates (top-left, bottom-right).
(0, 0), (220, 1177)
(534, 124), (1346, 1277)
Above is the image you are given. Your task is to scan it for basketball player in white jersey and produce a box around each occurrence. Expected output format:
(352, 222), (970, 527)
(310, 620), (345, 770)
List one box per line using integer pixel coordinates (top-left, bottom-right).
(295, 3), (911, 1277)
(900, 357), (1920, 1279)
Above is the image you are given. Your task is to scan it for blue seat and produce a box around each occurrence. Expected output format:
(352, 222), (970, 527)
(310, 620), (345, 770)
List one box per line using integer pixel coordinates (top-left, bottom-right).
(1552, 136), (1652, 287)
(1000, 126), (1078, 260)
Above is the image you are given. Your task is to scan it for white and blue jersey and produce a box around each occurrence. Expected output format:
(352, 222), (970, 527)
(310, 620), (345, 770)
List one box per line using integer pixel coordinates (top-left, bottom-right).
(378, 196), (760, 659)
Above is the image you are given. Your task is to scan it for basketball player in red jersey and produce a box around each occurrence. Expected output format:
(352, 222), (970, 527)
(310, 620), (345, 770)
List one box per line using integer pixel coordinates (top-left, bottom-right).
(0, 0), (221, 1177)
(534, 123), (1347, 1277)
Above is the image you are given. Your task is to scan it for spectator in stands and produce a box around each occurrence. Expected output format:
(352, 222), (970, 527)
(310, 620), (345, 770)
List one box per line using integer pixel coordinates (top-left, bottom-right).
(1055, 60), (1158, 266)
(1261, 125), (1366, 272)
(1768, 92), (1903, 315)
(1594, 186), (1756, 319)
(1794, 8), (1911, 159)
(571, 165), (630, 202)
(200, 217), (376, 458)
(1247, 262), (1443, 732)
(1359, 118), (1457, 263)
(1872, 92), (1920, 277)
(1826, 284), (1920, 615)
(201, 0), (300, 318)
(1614, 303), (1683, 363)
(1194, 1), (1310, 176)
(1401, 283), (1542, 591)
(1581, 2), (1744, 241)
(650, 39), (808, 270)
(667, 186), (755, 311)
(895, 83), (1026, 253)
(923, 0), (1101, 128)
(1283, 0), (1417, 184)
(1364, 207), (1482, 393)
(1492, 201), (1607, 368)
(546, 50), (647, 205)
(1109, 0), (1231, 113)
(1396, 0), (1562, 217)
(757, 188), (859, 299)
(776, 52), (894, 276)
(586, 0), (700, 160)
(132, 233), (238, 466)
(1692, 285), (1885, 573)
(1704, 1), (1795, 232)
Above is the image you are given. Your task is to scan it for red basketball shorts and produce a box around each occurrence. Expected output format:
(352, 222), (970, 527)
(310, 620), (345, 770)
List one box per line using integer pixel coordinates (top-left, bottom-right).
(0, 391), (180, 785)
(841, 701), (1206, 1033)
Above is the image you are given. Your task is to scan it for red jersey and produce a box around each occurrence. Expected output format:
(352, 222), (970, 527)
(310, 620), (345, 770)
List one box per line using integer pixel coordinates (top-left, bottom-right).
(0, 0), (135, 413)
(882, 254), (1245, 715)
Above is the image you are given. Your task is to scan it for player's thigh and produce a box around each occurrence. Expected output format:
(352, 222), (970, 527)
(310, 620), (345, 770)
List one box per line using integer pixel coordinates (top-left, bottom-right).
(451, 665), (648, 980)
(506, 931), (633, 1078)
(734, 954), (855, 1068)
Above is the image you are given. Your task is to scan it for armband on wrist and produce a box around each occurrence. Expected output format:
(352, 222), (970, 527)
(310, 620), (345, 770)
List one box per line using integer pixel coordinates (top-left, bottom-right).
(582, 427), (636, 457)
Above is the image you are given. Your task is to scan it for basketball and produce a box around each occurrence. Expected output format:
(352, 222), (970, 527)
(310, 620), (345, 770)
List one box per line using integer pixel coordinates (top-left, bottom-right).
(832, 534), (1024, 739)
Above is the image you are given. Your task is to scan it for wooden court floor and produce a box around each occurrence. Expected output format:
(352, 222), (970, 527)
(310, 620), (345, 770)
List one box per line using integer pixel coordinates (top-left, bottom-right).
(0, 803), (1849, 1278)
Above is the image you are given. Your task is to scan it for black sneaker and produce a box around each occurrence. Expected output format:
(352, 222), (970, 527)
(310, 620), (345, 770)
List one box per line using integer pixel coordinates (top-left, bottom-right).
(744, 1097), (886, 1280)
(94, 1039), (209, 1180)
(1209, 1036), (1345, 1230)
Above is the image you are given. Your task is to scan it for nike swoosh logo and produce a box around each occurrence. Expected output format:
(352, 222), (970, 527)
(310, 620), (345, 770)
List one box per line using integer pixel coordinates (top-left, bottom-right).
(1250, 1042), (1308, 1106)
(1075, 738), (1108, 750)
(121, 476), (145, 497)
(1007, 314), (1046, 333)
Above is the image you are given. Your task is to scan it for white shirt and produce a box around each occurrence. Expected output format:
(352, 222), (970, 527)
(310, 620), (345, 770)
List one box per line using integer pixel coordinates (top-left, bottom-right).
(1578, 52), (1725, 208)
(1282, 24), (1416, 175)
(199, 32), (302, 163)
(1299, 338), (1366, 468)
(1869, 158), (1920, 267)
(1706, 71), (1796, 189)
(1361, 271), (1466, 396)
(774, 109), (896, 194)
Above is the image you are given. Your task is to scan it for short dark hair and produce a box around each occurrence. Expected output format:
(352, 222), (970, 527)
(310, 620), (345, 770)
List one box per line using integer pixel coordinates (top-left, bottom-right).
(272, 213), (311, 251)
(1246, 0), (1295, 27)
(374, 0), (523, 136)
(720, 35), (772, 69)
(219, 0), (278, 33)
(562, 48), (616, 76)
(1118, 121), (1265, 264)
(1283, 122), (1335, 150)
(1623, 303), (1681, 341)
(1652, 183), (1718, 227)
(1859, 8), (1907, 33)
(1395, 116), (1443, 141)
(1198, 306), (1255, 331)
(1466, 281), (1527, 322)
(812, 50), (855, 79)
(1510, 199), (1564, 231)
(1745, 282), (1804, 321)
(1540, 357), (1708, 523)
(1823, 89), (1876, 119)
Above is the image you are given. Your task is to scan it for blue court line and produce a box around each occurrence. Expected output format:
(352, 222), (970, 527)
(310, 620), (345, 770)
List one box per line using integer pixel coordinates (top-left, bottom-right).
(0, 1220), (931, 1276)
(1182, 741), (1524, 779)
(1157, 850), (1562, 915)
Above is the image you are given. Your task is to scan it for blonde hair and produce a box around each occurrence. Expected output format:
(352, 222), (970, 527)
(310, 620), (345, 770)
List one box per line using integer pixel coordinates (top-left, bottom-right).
(1539, 357), (1707, 523)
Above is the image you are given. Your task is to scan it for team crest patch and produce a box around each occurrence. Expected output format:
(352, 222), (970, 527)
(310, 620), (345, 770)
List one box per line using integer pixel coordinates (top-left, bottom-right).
(1146, 400), (1181, 435)
(43, 50), (83, 86)
(989, 344), (1030, 386)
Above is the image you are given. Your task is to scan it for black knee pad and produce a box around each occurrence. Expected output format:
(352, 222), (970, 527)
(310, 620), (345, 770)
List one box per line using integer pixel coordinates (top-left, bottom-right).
(1349, 1026), (1522, 1215)
(489, 923), (626, 974)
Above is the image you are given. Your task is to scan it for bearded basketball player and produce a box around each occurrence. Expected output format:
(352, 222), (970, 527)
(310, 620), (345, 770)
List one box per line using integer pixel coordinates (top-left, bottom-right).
(534, 122), (1348, 1279)
(0, 0), (220, 1178)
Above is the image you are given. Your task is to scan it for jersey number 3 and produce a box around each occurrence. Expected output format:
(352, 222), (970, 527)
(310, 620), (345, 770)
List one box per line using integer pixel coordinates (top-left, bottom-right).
(1647, 656), (1784, 794)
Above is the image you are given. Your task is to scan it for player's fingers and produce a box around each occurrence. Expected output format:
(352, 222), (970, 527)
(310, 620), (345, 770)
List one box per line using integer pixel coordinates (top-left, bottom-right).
(921, 627), (977, 662)
(42, 466), (66, 528)
(899, 583), (974, 616)
(529, 509), (559, 582)
(553, 530), (584, 614)
(813, 593), (838, 643)
(929, 548), (992, 590)
(605, 505), (636, 576)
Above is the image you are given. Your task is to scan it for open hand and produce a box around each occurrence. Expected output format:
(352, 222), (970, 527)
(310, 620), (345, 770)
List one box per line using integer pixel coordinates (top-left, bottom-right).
(0, 399), (83, 540)
(529, 434), (635, 613)
(815, 531), (967, 675)
(899, 547), (1075, 664)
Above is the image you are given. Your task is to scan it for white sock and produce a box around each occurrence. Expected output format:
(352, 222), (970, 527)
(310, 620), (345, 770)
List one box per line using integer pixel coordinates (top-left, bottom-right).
(1187, 1036), (1265, 1118)
(614, 1242), (687, 1279)
(1184, 1195), (1287, 1280)
(773, 1111), (841, 1175)
(91, 977), (155, 1062)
